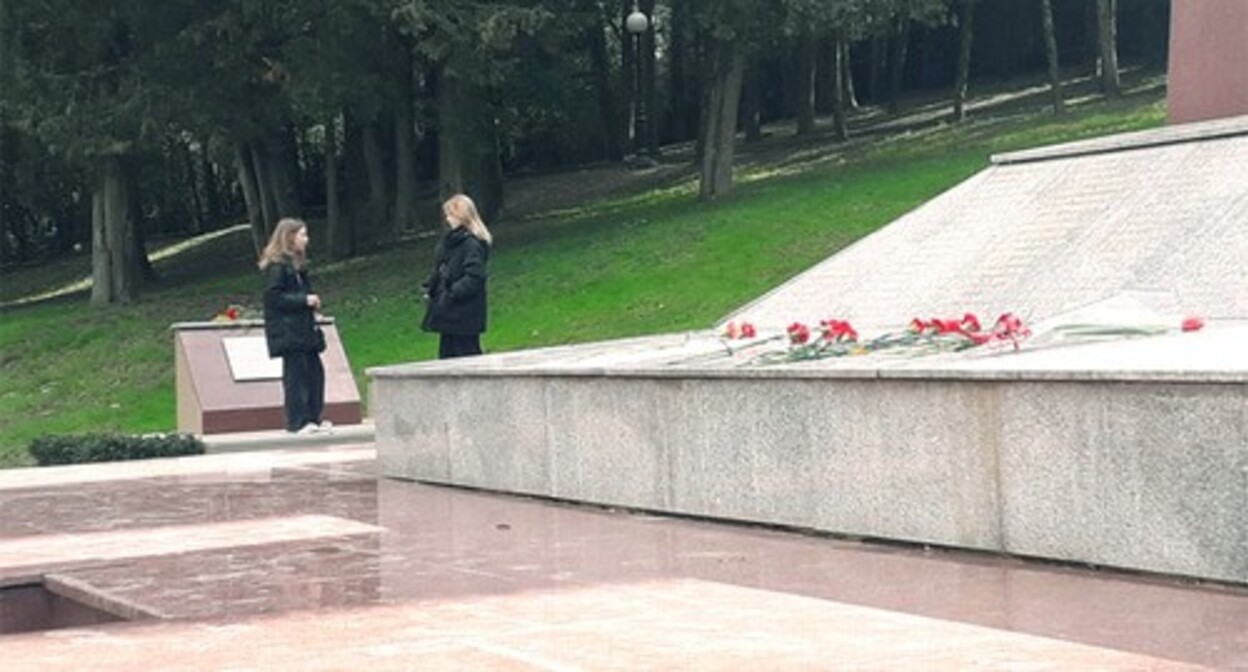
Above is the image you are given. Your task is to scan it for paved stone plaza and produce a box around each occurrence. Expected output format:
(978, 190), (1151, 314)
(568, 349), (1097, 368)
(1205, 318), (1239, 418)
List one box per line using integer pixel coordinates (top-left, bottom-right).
(2, 442), (1246, 669)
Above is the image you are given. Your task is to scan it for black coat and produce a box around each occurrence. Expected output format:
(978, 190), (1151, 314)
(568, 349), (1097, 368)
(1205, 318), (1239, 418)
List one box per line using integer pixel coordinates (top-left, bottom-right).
(421, 228), (489, 335)
(263, 259), (323, 357)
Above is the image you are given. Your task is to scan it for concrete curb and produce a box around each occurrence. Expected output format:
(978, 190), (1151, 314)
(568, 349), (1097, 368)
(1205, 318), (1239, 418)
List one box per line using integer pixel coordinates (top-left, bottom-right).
(201, 419), (375, 453)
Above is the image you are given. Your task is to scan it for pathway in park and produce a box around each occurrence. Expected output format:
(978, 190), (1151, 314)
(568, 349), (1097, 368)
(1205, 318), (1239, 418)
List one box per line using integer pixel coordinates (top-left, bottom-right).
(2, 440), (1244, 670)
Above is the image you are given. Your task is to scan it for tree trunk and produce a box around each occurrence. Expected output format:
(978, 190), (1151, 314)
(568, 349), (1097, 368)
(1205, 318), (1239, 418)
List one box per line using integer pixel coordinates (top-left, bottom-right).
(1085, 0), (1099, 73)
(416, 66), (440, 181)
(1096, 0), (1120, 97)
(325, 113), (349, 260)
(1040, 0), (1065, 114)
(698, 41), (745, 201)
(182, 143), (204, 234)
(740, 62), (762, 143)
(125, 166), (155, 283)
(796, 24), (817, 136)
(868, 34), (885, 103)
(952, 0), (976, 122)
(248, 142), (276, 235)
(342, 110), (366, 254)
(842, 40), (859, 110)
(587, 17), (622, 161)
(264, 130), (300, 219)
(236, 144), (266, 254)
(90, 155), (140, 305)
(199, 145), (222, 230)
(831, 30), (848, 142)
(392, 41), (418, 236)
(815, 36), (833, 116)
(394, 103), (417, 237)
(667, 0), (699, 144)
(640, 0), (659, 155)
(887, 12), (912, 113)
(90, 188), (108, 305)
(438, 66), (503, 224)
(361, 119), (389, 240)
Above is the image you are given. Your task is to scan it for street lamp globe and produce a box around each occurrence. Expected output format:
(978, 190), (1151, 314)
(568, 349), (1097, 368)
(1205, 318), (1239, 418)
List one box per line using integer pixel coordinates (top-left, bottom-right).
(626, 10), (649, 34)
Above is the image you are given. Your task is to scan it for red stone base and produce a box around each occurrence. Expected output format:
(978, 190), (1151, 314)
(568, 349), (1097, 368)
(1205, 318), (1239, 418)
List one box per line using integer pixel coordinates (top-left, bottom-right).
(173, 320), (363, 435)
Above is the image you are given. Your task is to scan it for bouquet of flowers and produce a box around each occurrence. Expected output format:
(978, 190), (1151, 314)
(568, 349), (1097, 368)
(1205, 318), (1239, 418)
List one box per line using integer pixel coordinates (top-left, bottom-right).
(719, 309), (1204, 366)
(212, 303), (261, 322)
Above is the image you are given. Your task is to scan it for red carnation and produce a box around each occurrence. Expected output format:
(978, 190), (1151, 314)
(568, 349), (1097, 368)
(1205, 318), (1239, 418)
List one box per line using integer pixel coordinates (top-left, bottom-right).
(1181, 317), (1204, 332)
(820, 319), (858, 342)
(787, 322), (811, 345)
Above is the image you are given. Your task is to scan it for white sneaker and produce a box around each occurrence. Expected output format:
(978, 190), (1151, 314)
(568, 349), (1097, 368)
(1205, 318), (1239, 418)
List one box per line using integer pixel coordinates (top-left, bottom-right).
(318, 420), (334, 433)
(296, 423), (320, 436)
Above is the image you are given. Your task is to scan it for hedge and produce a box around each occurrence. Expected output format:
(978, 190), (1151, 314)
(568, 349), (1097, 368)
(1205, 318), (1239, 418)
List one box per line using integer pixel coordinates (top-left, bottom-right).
(28, 433), (205, 466)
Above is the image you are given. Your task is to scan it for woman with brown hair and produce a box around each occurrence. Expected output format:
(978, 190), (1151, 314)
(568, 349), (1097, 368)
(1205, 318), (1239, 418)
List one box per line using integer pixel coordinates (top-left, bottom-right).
(259, 218), (330, 434)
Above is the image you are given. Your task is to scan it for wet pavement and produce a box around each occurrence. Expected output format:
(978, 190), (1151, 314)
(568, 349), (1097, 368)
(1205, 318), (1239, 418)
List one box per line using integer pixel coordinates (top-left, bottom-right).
(2, 444), (1246, 670)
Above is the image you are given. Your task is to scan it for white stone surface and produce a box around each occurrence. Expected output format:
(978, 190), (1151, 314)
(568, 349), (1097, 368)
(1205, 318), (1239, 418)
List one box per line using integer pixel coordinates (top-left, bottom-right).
(724, 122), (1248, 332)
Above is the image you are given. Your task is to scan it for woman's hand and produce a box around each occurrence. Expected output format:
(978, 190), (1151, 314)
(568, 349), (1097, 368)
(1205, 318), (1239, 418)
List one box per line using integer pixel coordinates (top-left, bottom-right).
(306, 293), (322, 309)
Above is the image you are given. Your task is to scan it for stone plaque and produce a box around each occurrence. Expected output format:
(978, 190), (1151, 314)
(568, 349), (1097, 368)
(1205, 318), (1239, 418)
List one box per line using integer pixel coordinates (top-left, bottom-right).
(222, 337), (283, 382)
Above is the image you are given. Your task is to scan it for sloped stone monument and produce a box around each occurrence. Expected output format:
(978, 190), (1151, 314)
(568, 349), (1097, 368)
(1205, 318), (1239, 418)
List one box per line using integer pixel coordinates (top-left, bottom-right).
(173, 318), (362, 434)
(371, 116), (1248, 586)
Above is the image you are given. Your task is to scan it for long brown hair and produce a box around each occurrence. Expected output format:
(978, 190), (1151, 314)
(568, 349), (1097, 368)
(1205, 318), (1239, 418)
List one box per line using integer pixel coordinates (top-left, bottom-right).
(257, 218), (307, 270)
(443, 194), (492, 245)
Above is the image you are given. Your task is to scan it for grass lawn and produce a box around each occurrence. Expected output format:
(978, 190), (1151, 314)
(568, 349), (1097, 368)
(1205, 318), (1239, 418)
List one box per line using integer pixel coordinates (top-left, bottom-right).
(0, 95), (1166, 468)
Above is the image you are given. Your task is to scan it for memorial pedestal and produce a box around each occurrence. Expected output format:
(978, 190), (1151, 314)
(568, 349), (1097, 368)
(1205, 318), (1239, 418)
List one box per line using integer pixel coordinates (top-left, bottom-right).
(172, 319), (362, 434)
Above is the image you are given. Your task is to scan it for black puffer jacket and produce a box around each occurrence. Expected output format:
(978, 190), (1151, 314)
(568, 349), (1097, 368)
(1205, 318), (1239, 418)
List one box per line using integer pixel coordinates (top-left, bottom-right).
(421, 228), (489, 335)
(263, 259), (322, 357)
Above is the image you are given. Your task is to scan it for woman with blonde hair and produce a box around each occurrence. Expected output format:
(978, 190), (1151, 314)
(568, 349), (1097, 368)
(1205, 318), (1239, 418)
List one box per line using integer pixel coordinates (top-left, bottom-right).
(259, 218), (330, 434)
(421, 194), (493, 358)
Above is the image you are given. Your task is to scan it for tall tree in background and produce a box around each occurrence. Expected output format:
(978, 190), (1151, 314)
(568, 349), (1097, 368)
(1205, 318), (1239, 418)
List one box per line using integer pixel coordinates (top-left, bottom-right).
(5, 0), (189, 303)
(1039, 0), (1064, 114)
(690, 0), (779, 200)
(952, 0), (976, 122)
(795, 23), (818, 136)
(886, 1), (912, 113)
(1095, 0), (1120, 97)
(665, 0), (702, 145)
(394, 0), (549, 224)
(698, 37), (745, 199)
(285, 0), (387, 258)
(787, 0), (859, 141)
(166, 1), (309, 254)
(581, 0), (623, 161)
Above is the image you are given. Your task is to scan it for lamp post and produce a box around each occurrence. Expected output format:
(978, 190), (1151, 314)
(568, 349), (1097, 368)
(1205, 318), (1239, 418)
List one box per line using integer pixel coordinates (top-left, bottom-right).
(626, 9), (650, 158)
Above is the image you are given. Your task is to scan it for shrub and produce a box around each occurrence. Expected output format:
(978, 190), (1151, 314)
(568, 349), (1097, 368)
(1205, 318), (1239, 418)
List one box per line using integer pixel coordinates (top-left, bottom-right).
(28, 433), (205, 466)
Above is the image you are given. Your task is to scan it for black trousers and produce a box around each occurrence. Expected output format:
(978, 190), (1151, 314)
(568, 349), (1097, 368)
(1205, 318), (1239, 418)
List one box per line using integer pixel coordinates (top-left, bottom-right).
(281, 351), (325, 431)
(439, 333), (482, 359)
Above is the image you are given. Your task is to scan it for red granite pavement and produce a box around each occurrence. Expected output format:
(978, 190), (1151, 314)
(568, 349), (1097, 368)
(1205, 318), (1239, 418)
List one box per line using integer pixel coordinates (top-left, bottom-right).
(2, 444), (1245, 670)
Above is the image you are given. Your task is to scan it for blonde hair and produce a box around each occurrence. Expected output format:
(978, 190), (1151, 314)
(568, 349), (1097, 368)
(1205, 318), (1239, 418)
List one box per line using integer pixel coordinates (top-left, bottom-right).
(257, 218), (307, 270)
(443, 194), (492, 245)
